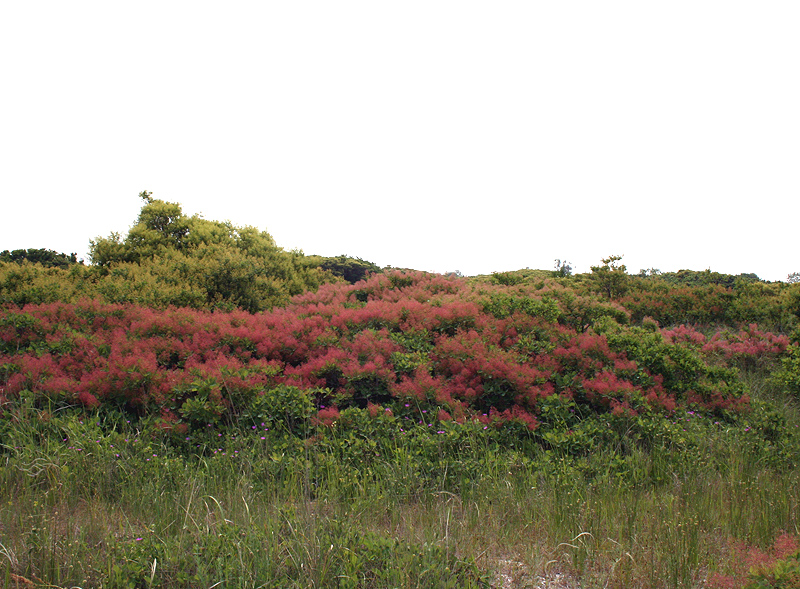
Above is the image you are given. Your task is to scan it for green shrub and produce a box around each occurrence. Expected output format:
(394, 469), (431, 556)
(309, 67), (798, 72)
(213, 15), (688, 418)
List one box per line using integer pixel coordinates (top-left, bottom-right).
(773, 344), (800, 400)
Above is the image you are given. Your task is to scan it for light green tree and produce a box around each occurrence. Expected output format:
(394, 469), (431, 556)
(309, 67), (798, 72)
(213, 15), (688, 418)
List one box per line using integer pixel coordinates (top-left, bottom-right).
(87, 192), (333, 312)
(590, 255), (629, 300)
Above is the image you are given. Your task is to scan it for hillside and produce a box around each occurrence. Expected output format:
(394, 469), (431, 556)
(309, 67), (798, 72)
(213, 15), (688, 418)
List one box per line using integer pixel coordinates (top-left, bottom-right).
(1, 199), (800, 587)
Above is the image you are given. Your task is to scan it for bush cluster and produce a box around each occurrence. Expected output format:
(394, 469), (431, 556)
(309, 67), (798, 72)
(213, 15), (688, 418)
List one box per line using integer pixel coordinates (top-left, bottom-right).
(1, 272), (771, 436)
(0, 195), (343, 312)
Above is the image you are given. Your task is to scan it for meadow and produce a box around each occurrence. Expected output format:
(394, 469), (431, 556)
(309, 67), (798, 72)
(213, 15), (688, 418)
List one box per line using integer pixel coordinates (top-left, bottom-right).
(1, 269), (799, 588)
(2, 197), (800, 587)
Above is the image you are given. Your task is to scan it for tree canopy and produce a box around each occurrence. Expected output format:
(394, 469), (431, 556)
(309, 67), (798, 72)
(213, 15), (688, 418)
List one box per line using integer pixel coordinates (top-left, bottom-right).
(0, 248), (80, 269)
(89, 191), (279, 268)
(307, 255), (382, 284)
(0, 192), (345, 312)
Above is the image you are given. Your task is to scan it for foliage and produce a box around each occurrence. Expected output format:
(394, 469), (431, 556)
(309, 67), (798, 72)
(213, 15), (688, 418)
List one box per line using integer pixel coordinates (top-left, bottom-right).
(590, 255), (629, 300)
(773, 344), (800, 400)
(99, 515), (485, 589)
(0, 248), (81, 268)
(308, 254), (382, 284)
(5, 199), (800, 587)
(648, 269), (762, 289)
(89, 191), (194, 266)
(0, 272), (763, 436)
(553, 258), (573, 277)
(708, 535), (800, 589)
(490, 270), (524, 286)
(0, 193), (336, 312)
(601, 274), (800, 333)
(746, 550), (800, 589)
(701, 324), (791, 371)
(1, 364), (799, 589)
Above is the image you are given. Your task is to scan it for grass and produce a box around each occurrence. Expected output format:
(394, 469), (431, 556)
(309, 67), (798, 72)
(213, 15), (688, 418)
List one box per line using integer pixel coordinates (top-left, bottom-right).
(1, 372), (799, 588)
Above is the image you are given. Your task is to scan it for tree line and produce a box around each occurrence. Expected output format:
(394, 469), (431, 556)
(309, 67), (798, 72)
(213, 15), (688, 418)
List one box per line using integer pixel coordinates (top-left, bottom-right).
(1, 192), (380, 312)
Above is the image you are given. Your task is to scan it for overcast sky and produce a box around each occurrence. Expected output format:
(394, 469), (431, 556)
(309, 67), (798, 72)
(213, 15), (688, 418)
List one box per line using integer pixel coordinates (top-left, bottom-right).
(2, 2), (798, 280)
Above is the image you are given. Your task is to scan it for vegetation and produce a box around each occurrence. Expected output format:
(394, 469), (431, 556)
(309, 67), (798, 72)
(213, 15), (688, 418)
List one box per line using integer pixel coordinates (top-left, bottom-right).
(307, 255), (382, 285)
(590, 254), (629, 300)
(0, 193), (353, 312)
(2, 196), (800, 587)
(0, 248), (81, 269)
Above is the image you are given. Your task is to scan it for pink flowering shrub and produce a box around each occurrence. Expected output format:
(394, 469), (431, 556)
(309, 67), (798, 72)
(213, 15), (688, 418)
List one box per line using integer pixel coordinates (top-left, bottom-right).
(702, 324), (790, 370)
(0, 271), (754, 430)
(662, 324), (707, 347)
(707, 533), (800, 589)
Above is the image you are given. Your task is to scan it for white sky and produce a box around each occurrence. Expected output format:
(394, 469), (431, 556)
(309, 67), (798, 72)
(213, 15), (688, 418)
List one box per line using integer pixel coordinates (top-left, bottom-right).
(2, 2), (798, 281)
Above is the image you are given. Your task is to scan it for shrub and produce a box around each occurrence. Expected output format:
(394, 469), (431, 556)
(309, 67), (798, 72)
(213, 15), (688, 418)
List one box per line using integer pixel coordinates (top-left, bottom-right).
(0, 272), (756, 433)
(773, 344), (800, 400)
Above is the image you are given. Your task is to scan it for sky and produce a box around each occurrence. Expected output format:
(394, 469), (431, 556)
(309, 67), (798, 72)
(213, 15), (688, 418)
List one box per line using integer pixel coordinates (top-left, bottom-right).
(2, 2), (798, 281)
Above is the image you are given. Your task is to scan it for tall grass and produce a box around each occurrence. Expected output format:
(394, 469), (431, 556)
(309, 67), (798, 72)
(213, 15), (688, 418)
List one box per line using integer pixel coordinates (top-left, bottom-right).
(1, 373), (799, 588)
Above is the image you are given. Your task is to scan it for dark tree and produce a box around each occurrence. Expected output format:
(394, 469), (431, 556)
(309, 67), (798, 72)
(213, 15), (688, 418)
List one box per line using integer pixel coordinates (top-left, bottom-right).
(0, 248), (81, 269)
(314, 255), (382, 284)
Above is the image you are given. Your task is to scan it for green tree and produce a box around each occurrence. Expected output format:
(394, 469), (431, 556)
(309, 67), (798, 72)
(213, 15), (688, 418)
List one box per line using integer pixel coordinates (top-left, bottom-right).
(309, 255), (382, 284)
(0, 261), (93, 306)
(0, 249), (80, 269)
(90, 192), (193, 266)
(553, 258), (573, 277)
(590, 255), (629, 300)
(86, 192), (333, 312)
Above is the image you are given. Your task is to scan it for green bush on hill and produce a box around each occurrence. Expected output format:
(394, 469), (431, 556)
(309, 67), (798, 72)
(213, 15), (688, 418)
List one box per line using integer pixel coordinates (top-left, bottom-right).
(0, 192), (356, 312)
(2, 229), (800, 588)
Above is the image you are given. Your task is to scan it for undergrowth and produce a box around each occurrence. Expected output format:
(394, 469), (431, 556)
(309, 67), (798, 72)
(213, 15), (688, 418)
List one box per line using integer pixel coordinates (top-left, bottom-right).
(1, 373), (799, 588)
